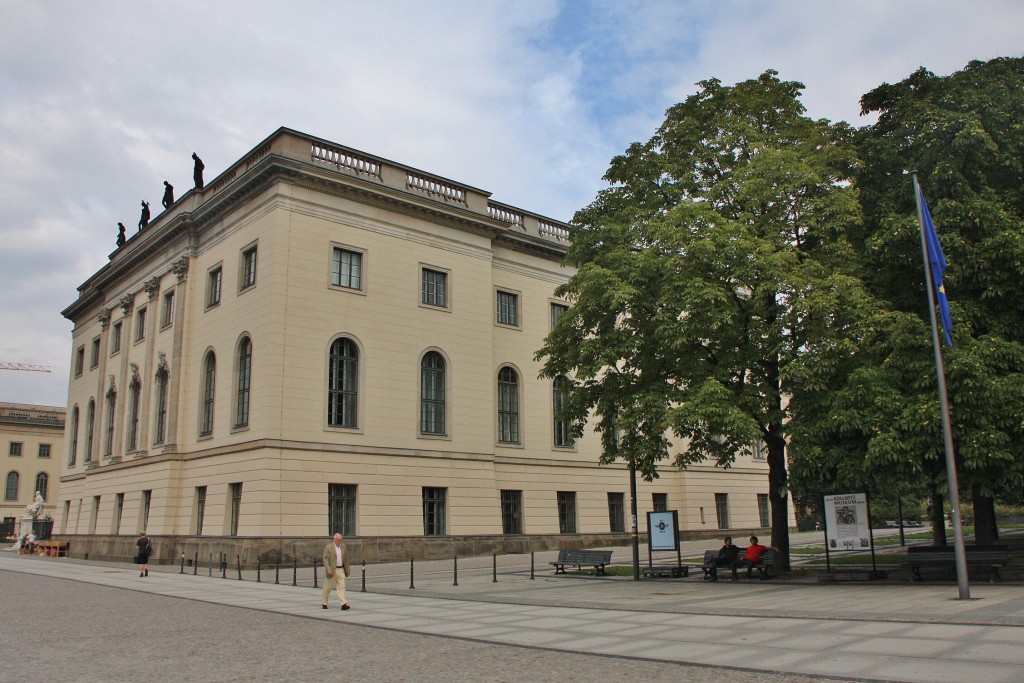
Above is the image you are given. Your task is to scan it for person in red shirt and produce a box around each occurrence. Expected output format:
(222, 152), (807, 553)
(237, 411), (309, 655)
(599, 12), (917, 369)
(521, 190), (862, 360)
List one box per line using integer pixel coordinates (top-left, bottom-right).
(729, 535), (774, 581)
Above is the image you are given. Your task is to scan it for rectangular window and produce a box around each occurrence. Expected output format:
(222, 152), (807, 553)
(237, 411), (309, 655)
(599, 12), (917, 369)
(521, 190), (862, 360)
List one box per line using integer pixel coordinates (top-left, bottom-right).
(240, 245), (257, 290)
(111, 322), (123, 354)
(9, 442), (22, 456)
(550, 302), (569, 330)
(162, 290), (175, 327)
(89, 495), (100, 534)
(140, 490), (152, 532)
(135, 306), (147, 342)
(229, 483), (242, 536)
(421, 267), (447, 308)
(422, 487), (447, 536)
(113, 492), (124, 535)
(207, 267), (223, 307)
(62, 501), (70, 534)
(500, 490), (523, 535)
(154, 371), (168, 444)
(328, 483), (357, 536)
(105, 394), (116, 456)
(751, 440), (766, 461)
(194, 486), (207, 535)
(652, 493), (668, 512)
(38, 444), (51, 458)
(331, 247), (363, 290)
(496, 290), (518, 326)
(715, 493), (730, 529)
(75, 346), (85, 376)
(607, 492), (625, 533)
(90, 337), (100, 368)
(758, 493), (770, 528)
(557, 492), (577, 534)
(552, 377), (572, 447)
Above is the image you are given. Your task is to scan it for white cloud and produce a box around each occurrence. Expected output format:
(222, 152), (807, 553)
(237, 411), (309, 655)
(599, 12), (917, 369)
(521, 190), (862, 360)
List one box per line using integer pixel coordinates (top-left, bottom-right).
(0, 0), (1020, 405)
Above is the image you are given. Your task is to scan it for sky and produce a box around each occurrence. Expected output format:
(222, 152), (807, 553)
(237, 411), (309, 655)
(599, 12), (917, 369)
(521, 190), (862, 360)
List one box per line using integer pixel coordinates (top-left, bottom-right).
(1, 0), (1021, 407)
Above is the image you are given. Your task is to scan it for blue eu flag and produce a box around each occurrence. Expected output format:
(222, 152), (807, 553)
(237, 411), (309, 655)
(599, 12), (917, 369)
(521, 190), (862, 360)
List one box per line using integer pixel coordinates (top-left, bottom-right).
(918, 188), (953, 347)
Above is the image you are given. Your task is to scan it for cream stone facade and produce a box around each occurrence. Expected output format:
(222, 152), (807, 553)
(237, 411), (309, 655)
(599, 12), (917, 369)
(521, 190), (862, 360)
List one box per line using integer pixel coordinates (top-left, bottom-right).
(1, 402), (64, 535)
(58, 128), (789, 563)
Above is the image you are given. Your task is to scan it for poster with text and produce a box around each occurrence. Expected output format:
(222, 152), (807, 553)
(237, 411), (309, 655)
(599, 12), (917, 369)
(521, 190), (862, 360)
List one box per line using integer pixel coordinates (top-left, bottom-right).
(823, 493), (871, 551)
(647, 511), (678, 551)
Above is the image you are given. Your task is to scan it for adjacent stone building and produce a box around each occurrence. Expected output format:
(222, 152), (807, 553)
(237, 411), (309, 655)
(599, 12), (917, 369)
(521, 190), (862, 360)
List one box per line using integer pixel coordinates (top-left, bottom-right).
(58, 128), (787, 563)
(2, 402), (64, 537)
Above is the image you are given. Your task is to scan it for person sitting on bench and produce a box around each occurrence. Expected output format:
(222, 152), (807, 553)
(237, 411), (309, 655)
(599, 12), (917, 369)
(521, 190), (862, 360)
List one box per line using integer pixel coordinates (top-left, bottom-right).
(704, 536), (740, 581)
(729, 535), (775, 581)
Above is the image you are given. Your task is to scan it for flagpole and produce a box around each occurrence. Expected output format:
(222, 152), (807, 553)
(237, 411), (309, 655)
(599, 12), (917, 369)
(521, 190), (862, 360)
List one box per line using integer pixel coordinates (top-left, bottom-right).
(912, 171), (970, 600)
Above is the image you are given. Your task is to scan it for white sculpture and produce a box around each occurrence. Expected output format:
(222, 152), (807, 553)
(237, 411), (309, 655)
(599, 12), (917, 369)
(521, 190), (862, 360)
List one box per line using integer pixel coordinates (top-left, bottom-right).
(9, 491), (45, 551)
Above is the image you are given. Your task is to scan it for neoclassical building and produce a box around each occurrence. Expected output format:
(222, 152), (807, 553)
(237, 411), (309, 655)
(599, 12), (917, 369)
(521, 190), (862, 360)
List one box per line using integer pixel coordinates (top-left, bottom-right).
(2, 402), (64, 536)
(58, 128), (784, 563)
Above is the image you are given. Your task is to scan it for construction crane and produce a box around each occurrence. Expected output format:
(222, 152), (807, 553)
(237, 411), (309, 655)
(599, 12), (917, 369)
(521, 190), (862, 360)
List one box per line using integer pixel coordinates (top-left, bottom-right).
(0, 362), (52, 372)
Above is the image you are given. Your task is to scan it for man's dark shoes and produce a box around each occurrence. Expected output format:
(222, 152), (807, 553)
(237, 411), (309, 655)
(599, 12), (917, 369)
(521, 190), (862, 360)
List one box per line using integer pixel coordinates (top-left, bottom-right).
(322, 604), (328, 610)
(341, 603), (351, 610)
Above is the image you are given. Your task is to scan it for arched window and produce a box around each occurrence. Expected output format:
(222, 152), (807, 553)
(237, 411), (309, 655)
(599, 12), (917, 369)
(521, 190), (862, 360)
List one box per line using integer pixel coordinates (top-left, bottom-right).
(328, 338), (358, 428)
(69, 406), (79, 466)
(497, 367), (520, 444)
(154, 368), (169, 444)
(104, 385), (116, 457)
(34, 473), (48, 501)
(4, 471), (19, 501)
(85, 399), (95, 462)
(235, 337), (252, 428)
(552, 376), (573, 447)
(127, 375), (141, 451)
(420, 351), (446, 435)
(200, 351), (216, 436)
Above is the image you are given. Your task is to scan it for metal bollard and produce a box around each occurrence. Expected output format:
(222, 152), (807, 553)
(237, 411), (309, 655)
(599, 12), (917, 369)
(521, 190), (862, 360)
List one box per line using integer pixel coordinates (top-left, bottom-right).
(530, 551), (535, 580)
(313, 561), (318, 589)
(193, 551), (198, 576)
(236, 555), (242, 580)
(292, 557), (297, 586)
(179, 552), (185, 574)
(493, 554), (497, 583)
(409, 558), (415, 590)
(256, 556), (261, 583)
(361, 560), (366, 593)
(275, 560), (280, 585)
(453, 555), (459, 586)
(209, 553), (213, 577)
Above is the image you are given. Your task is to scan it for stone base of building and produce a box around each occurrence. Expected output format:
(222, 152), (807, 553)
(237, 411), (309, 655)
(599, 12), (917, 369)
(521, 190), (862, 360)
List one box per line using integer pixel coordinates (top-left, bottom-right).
(52, 528), (772, 568)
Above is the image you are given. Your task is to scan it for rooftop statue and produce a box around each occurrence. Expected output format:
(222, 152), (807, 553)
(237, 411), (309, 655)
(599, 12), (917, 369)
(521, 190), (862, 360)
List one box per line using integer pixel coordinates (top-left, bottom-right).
(116, 222), (127, 247)
(193, 152), (205, 190)
(138, 200), (150, 230)
(162, 181), (174, 209)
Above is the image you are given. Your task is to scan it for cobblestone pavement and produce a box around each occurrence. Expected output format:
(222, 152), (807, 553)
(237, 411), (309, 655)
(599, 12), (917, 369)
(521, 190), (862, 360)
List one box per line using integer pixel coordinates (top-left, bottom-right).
(0, 571), (851, 683)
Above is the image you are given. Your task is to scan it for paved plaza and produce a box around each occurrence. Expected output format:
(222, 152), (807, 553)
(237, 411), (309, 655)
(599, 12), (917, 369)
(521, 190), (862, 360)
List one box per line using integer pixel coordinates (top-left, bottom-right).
(1, 538), (1022, 683)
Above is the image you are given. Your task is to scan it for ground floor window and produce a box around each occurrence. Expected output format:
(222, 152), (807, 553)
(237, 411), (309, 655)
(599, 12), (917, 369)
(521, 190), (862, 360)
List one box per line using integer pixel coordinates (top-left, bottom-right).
(500, 490), (522, 534)
(328, 483), (357, 536)
(607, 492), (625, 532)
(557, 491), (577, 534)
(715, 493), (729, 529)
(423, 487), (447, 536)
(758, 493), (770, 528)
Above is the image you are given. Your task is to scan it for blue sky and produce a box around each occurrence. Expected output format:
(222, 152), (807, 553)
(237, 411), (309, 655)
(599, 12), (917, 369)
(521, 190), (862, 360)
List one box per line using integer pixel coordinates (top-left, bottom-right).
(1, 0), (1022, 406)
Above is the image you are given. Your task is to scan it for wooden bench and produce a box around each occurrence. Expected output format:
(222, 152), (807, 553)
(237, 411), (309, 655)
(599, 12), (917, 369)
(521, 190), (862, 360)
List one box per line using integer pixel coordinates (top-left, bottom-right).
(550, 549), (613, 576)
(36, 540), (69, 557)
(905, 545), (1008, 583)
(642, 564), (689, 578)
(701, 548), (776, 580)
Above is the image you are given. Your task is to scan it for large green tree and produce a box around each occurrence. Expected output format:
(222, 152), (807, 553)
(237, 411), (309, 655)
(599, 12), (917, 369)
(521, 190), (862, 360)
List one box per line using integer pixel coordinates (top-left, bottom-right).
(790, 58), (1024, 545)
(536, 71), (864, 569)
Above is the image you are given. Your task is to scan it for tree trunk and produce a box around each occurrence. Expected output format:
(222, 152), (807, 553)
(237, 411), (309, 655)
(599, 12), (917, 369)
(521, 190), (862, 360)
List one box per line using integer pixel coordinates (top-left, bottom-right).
(929, 491), (947, 546)
(971, 484), (998, 546)
(766, 431), (791, 571)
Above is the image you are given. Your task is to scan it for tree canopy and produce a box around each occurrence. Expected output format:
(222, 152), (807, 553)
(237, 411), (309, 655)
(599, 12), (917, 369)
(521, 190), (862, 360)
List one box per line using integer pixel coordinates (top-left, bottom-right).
(537, 70), (866, 568)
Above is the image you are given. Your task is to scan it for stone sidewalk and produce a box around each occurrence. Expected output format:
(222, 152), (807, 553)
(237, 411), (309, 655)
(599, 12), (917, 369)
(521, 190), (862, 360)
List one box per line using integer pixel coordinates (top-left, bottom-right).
(2, 546), (1022, 683)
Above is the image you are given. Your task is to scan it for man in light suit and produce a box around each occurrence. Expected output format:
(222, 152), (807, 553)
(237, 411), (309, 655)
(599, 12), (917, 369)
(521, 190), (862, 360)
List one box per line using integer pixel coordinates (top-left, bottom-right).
(322, 533), (351, 610)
